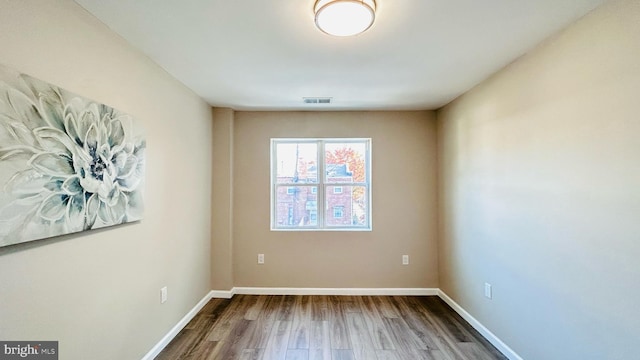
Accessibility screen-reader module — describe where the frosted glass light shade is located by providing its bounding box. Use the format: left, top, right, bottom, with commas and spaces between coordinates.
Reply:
314, 0, 376, 37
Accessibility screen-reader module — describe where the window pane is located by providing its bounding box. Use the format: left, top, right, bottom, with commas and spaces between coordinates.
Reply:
274, 186, 318, 227
325, 142, 367, 183
325, 185, 368, 227
276, 142, 318, 184
272, 138, 371, 231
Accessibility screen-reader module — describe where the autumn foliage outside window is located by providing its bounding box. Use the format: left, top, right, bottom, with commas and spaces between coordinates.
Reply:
271, 139, 371, 230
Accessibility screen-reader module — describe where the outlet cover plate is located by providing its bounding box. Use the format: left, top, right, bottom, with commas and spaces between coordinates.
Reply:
484, 283, 492, 299
161, 286, 168, 303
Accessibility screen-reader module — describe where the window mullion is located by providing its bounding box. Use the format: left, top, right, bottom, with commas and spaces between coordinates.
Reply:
317, 140, 325, 229
271, 141, 277, 228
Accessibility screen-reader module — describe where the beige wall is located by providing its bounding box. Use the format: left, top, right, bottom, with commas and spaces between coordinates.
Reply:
211, 108, 234, 291
437, 0, 640, 359
226, 111, 439, 288
0, 1, 213, 360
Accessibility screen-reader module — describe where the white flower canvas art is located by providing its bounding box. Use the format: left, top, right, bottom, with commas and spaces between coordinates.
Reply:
0, 64, 145, 247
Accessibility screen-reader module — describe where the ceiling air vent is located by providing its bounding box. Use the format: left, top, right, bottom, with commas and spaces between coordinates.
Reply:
303, 97, 332, 104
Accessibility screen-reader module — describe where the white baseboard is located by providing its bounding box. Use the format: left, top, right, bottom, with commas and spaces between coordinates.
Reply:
437, 290, 523, 360
231, 287, 438, 296
210, 289, 234, 299
140, 290, 214, 360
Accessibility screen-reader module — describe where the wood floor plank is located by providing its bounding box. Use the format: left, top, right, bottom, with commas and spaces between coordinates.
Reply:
265, 296, 285, 318
383, 317, 434, 360
345, 312, 377, 360
262, 320, 292, 360
206, 318, 235, 342
420, 297, 473, 343
157, 299, 231, 359
404, 297, 469, 360
311, 295, 328, 321
429, 349, 448, 360
422, 297, 508, 360
332, 349, 356, 360
278, 295, 296, 321
215, 319, 256, 359
309, 321, 331, 360
285, 349, 309, 360
357, 296, 396, 350
182, 340, 222, 360
155, 330, 197, 360
375, 350, 401, 360
206, 295, 250, 342
328, 296, 351, 350
161, 313, 225, 358
288, 296, 312, 349
414, 297, 507, 360
341, 296, 361, 313
390, 296, 440, 350
245, 296, 281, 350
244, 295, 268, 321
156, 295, 508, 360
373, 296, 401, 319
184, 298, 226, 330
308, 349, 329, 360
457, 342, 498, 360
240, 348, 264, 360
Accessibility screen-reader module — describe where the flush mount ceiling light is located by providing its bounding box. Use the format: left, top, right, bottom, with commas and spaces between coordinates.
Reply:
314, 0, 376, 37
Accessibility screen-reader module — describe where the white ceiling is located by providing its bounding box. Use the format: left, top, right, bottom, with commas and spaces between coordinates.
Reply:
74, 0, 606, 111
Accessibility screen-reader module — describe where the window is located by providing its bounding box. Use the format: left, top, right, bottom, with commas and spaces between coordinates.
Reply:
271, 138, 371, 230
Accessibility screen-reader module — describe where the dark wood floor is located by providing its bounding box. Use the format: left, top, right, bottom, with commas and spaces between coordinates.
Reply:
155, 295, 507, 360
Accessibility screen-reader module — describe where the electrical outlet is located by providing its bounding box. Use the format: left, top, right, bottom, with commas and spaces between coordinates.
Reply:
258, 254, 265, 264
484, 283, 492, 299
161, 286, 168, 304
402, 255, 409, 265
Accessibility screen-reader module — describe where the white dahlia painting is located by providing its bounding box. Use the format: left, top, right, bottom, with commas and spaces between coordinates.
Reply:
0, 64, 145, 247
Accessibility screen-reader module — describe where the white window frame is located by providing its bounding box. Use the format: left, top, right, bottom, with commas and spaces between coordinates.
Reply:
270, 138, 372, 231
